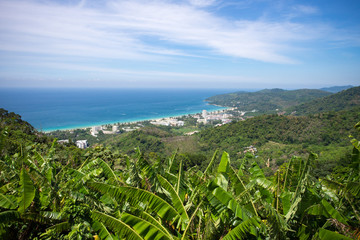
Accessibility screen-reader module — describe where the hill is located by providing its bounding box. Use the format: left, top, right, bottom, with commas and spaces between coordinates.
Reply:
198, 106, 360, 153
99, 106, 360, 176
288, 86, 360, 115
320, 85, 354, 93
206, 88, 331, 112
1, 108, 359, 239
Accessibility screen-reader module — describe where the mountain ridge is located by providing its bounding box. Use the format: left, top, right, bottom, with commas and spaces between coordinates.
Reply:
288, 86, 360, 115
206, 88, 332, 112
320, 85, 354, 93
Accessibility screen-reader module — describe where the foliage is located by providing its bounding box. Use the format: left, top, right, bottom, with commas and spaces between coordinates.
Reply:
288, 86, 360, 115
198, 107, 360, 159
320, 85, 354, 93
206, 88, 331, 112
0, 108, 359, 239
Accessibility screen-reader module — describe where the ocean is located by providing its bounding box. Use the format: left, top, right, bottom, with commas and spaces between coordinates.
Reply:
0, 88, 235, 131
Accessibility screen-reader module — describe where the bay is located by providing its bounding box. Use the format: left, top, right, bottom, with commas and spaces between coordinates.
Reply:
0, 88, 234, 131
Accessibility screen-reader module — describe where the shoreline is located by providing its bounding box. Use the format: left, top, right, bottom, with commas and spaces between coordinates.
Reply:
41, 105, 229, 133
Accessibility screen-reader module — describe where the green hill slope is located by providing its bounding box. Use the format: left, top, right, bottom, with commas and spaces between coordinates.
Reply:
288, 86, 360, 115
198, 106, 360, 153
1, 107, 359, 240
320, 85, 354, 93
206, 88, 331, 112
98, 106, 360, 176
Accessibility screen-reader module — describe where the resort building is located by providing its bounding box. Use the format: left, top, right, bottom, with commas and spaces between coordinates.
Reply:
91, 126, 102, 136
150, 118, 184, 127
122, 126, 140, 132
75, 140, 88, 149
112, 125, 119, 132
202, 110, 207, 118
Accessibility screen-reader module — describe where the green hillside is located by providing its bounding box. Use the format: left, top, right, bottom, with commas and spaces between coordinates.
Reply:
288, 86, 360, 115
0, 108, 359, 239
199, 107, 360, 150
206, 88, 331, 112
320, 85, 354, 93
98, 106, 360, 177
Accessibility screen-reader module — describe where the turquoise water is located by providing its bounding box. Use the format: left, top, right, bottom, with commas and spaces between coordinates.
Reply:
0, 88, 234, 131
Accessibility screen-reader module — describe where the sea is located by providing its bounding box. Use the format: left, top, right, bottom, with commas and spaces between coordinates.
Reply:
0, 88, 238, 132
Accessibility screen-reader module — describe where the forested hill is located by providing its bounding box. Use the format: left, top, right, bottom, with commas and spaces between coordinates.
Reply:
97, 106, 360, 177
320, 85, 354, 93
206, 88, 331, 112
1, 108, 360, 239
198, 106, 360, 155
288, 86, 360, 115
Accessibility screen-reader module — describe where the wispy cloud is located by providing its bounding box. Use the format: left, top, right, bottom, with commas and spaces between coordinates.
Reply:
1, 0, 350, 65
1, 0, 360, 88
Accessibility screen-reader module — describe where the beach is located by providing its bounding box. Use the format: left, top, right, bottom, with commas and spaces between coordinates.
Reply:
43, 106, 229, 133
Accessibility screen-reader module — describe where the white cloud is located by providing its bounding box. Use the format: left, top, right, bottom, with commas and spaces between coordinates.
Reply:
0, 0, 357, 69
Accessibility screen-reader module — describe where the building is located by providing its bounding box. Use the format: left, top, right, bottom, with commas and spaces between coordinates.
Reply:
122, 126, 139, 132
202, 110, 207, 118
91, 126, 102, 136
75, 140, 88, 149
197, 118, 207, 124
112, 125, 119, 132
150, 118, 184, 127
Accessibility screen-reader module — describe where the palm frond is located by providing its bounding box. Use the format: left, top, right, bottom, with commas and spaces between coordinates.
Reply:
157, 174, 189, 223
92, 211, 143, 240
345, 181, 360, 197
222, 217, 260, 240
181, 201, 202, 240
207, 180, 253, 220
40, 221, 71, 238
217, 152, 230, 174
320, 199, 348, 224
18, 167, 35, 213
88, 182, 180, 222
0, 210, 20, 223
97, 158, 122, 184
135, 210, 175, 240
229, 167, 258, 217
93, 221, 116, 240
0, 193, 18, 209
318, 228, 352, 240
167, 150, 177, 173
203, 150, 218, 178
121, 212, 174, 240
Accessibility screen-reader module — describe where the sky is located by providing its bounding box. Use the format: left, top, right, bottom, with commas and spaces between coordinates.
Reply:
0, 0, 359, 89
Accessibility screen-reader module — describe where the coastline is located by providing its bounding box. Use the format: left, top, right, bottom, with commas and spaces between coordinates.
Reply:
2, 88, 235, 133
41, 104, 228, 133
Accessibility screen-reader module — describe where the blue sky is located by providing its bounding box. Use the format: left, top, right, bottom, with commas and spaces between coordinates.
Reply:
0, 0, 359, 89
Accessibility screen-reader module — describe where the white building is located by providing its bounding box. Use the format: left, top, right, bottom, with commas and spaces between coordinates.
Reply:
91, 126, 102, 136
202, 110, 207, 118
112, 125, 119, 132
150, 118, 184, 127
122, 127, 139, 132
197, 118, 207, 124
75, 140, 88, 149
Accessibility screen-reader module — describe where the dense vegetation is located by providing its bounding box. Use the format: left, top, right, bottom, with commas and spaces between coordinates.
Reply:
288, 86, 360, 116
0, 107, 360, 239
1, 86, 359, 239
198, 106, 360, 153
206, 88, 331, 112
320, 85, 354, 93
95, 106, 359, 177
